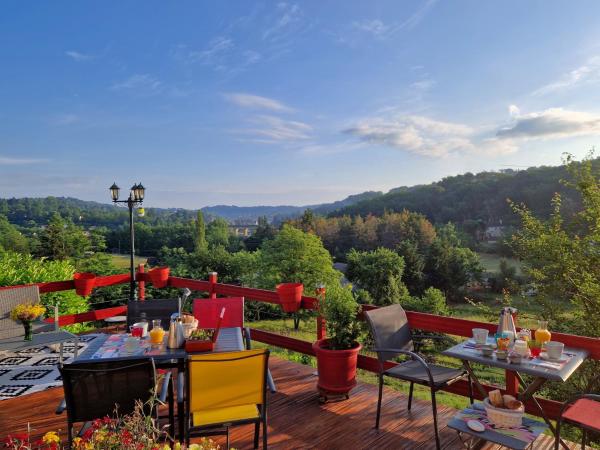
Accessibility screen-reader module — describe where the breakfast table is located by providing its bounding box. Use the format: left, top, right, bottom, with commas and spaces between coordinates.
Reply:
442, 338, 589, 449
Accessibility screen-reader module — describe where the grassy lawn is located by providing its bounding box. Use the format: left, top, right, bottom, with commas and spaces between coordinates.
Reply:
110, 253, 148, 269
476, 252, 523, 275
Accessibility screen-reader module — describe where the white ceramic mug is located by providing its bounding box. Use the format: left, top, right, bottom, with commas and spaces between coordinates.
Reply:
513, 339, 529, 357
545, 341, 564, 360
472, 328, 489, 345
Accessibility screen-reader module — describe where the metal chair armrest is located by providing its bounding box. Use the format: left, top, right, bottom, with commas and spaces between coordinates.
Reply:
371, 347, 435, 387
55, 399, 66, 415
157, 371, 172, 404
244, 326, 252, 350
177, 372, 185, 404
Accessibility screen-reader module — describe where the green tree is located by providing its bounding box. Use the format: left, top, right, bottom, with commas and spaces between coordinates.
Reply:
245, 216, 276, 251
37, 213, 90, 260
425, 223, 482, 301
396, 240, 426, 295
511, 154, 600, 336
346, 248, 409, 306
0, 215, 29, 253
194, 211, 208, 252
206, 218, 230, 249
254, 225, 341, 291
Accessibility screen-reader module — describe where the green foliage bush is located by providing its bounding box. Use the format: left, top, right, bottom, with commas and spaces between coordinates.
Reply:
320, 284, 361, 350
401, 287, 449, 316
0, 251, 88, 321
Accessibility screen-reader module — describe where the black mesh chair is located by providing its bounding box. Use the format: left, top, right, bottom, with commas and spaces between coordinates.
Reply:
364, 304, 472, 450
57, 358, 174, 445
127, 299, 179, 329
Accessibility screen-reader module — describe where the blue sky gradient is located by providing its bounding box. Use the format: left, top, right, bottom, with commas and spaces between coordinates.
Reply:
1, 1, 600, 207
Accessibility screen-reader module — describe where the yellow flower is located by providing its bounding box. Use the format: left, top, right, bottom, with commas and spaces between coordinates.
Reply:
173, 442, 182, 450
72, 437, 83, 447
162, 445, 171, 450
10, 303, 46, 321
188, 445, 200, 450
42, 431, 61, 444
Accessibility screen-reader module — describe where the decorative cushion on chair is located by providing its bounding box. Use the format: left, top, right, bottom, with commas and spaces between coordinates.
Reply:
562, 398, 600, 430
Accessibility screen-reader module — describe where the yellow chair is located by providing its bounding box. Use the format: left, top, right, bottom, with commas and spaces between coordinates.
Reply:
185, 349, 270, 449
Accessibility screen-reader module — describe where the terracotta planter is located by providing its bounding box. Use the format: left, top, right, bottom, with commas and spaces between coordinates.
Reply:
312, 339, 362, 397
149, 267, 170, 288
276, 283, 303, 313
73, 272, 96, 296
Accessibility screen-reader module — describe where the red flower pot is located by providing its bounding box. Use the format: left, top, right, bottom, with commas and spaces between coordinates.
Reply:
73, 272, 96, 296
312, 339, 362, 397
149, 267, 170, 288
276, 283, 303, 313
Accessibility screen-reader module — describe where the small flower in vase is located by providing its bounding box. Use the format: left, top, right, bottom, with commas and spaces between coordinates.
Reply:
10, 303, 46, 341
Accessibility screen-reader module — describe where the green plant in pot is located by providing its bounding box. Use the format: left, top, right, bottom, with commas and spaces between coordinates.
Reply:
312, 284, 362, 402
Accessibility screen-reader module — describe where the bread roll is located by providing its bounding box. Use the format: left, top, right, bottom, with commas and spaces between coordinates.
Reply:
506, 399, 523, 410
489, 389, 504, 408
502, 394, 516, 405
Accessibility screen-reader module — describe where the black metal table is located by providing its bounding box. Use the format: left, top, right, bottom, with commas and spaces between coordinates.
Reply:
442, 339, 589, 449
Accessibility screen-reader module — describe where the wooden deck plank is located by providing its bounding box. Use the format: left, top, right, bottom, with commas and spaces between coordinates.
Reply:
0, 357, 578, 449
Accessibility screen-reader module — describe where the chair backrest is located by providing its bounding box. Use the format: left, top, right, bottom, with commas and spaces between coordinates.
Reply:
0, 285, 41, 339
59, 359, 156, 424
193, 297, 244, 328
364, 304, 414, 363
127, 299, 179, 329
187, 349, 268, 414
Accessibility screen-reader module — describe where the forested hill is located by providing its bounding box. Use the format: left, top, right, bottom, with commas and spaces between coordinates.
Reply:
331, 161, 596, 226
0, 190, 383, 227
200, 191, 383, 222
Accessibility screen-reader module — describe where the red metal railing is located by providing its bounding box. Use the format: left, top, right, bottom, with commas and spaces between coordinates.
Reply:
4, 268, 600, 420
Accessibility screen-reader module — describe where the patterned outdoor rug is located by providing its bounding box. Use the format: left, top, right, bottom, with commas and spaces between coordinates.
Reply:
0, 334, 101, 400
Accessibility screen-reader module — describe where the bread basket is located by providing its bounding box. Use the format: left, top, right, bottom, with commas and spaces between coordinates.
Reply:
483, 398, 524, 428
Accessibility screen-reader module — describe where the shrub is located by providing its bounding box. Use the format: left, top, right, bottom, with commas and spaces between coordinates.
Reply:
320, 284, 361, 350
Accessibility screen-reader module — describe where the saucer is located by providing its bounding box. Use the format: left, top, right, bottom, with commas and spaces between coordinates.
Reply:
539, 352, 568, 362
467, 420, 485, 432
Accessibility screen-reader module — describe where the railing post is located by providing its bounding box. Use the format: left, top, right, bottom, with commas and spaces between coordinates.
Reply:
208, 272, 217, 299
138, 264, 145, 300
316, 285, 326, 341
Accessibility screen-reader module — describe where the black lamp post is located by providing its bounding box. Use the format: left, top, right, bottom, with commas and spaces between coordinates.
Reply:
110, 182, 145, 301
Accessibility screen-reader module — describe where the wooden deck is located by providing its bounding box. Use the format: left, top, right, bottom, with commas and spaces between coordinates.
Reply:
0, 357, 577, 449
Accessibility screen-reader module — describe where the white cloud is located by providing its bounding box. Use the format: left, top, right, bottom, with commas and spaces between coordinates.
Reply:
345, 115, 474, 157
243, 115, 312, 141
410, 78, 436, 92
110, 74, 161, 92
509, 104, 520, 118
263, 3, 302, 41
396, 0, 437, 32
65, 50, 93, 62
188, 36, 234, 67
532, 56, 600, 96
352, 19, 390, 38
224, 93, 293, 112
0, 155, 48, 165
496, 107, 600, 139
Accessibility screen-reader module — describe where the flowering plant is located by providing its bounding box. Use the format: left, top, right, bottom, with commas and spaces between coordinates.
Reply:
10, 304, 46, 322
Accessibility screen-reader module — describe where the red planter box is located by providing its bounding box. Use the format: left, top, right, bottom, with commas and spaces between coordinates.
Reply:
185, 339, 214, 352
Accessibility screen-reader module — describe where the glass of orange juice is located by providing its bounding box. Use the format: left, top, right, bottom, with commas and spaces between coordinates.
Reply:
534, 320, 551, 345
149, 320, 165, 345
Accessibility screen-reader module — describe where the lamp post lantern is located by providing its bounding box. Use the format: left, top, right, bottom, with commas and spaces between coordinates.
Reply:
110, 182, 145, 301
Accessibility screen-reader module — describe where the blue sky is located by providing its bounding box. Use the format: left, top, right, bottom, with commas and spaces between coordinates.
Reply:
1, 1, 600, 208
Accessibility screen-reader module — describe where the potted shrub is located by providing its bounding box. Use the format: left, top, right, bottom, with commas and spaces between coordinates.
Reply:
73, 272, 96, 296
312, 284, 362, 401
276, 282, 303, 313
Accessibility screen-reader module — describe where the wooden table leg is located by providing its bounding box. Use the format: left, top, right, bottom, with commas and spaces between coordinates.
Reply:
461, 360, 488, 399
513, 373, 570, 450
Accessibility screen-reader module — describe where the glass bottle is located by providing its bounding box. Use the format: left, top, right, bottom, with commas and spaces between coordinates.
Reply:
149, 319, 164, 344
138, 312, 149, 337
534, 320, 551, 345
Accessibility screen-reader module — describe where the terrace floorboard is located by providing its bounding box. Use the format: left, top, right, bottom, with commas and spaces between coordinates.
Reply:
0, 356, 578, 449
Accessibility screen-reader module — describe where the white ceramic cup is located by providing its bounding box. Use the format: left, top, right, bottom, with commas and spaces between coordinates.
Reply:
545, 341, 564, 360
513, 339, 529, 357
472, 328, 489, 345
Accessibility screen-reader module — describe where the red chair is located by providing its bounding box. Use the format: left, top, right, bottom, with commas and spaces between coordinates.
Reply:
193, 297, 276, 393
555, 393, 600, 449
